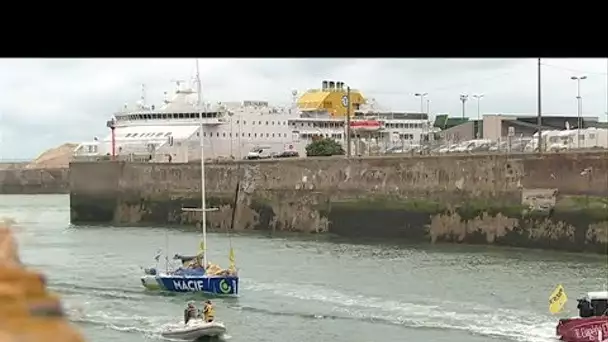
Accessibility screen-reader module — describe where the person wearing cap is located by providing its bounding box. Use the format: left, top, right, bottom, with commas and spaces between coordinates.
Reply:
201, 300, 215, 322
184, 301, 198, 324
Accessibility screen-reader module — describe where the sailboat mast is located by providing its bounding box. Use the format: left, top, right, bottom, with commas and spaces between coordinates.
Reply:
195, 59, 208, 266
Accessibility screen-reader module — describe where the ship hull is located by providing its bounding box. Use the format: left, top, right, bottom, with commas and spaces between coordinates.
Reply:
556, 317, 608, 342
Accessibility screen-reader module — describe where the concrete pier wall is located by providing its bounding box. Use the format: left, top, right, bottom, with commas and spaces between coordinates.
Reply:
0, 168, 69, 194
69, 152, 608, 253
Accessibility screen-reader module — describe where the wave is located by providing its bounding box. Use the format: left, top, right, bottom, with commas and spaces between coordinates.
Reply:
67, 307, 231, 342
54, 275, 556, 342
49, 282, 145, 301
67, 307, 165, 339
242, 280, 556, 342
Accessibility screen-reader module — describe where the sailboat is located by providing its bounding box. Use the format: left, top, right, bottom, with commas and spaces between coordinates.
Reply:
140, 59, 239, 296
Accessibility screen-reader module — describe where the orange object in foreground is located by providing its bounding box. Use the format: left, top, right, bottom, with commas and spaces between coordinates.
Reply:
0, 222, 85, 342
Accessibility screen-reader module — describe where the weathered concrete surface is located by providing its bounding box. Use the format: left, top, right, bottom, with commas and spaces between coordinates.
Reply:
0, 168, 69, 194
69, 152, 608, 253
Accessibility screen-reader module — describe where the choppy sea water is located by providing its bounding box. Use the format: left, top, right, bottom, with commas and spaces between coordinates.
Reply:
2, 194, 606, 342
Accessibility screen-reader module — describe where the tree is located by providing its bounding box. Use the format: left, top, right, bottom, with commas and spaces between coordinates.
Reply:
305, 138, 345, 157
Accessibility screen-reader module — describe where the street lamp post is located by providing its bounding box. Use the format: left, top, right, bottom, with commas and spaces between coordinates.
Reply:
106, 117, 117, 161
414, 93, 428, 113
570, 75, 587, 149
414, 92, 428, 146
472, 94, 484, 139
459, 94, 469, 119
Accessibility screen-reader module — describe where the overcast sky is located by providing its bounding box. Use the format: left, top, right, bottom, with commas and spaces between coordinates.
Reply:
0, 58, 606, 160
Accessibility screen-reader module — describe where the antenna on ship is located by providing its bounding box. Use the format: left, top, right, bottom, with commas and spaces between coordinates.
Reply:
140, 84, 147, 109
291, 90, 298, 113
171, 79, 185, 93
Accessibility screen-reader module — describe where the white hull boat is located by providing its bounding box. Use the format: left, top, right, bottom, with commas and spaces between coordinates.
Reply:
161, 320, 226, 340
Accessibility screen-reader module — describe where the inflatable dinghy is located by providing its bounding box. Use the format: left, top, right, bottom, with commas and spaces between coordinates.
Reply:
161, 320, 227, 340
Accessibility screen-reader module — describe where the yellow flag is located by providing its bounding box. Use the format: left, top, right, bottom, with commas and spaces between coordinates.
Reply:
549, 284, 568, 314
229, 247, 235, 268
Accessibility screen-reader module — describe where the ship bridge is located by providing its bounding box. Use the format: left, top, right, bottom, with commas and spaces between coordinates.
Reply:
297, 80, 366, 117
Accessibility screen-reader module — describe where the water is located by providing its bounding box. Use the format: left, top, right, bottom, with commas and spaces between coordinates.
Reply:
1, 194, 606, 342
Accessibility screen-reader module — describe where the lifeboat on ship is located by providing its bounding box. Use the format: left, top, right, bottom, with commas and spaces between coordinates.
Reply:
554, 290, 608, 342
349, 119, 382, 131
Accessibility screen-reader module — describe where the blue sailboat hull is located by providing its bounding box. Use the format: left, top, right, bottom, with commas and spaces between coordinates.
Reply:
142, 273, 239, 295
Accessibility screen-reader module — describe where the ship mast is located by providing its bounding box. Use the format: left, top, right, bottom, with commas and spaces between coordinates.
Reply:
196, 59, 208, 266
181, 60, 216, 265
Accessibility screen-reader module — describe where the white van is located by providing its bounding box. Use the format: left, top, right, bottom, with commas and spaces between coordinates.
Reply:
246, 146, 273, 160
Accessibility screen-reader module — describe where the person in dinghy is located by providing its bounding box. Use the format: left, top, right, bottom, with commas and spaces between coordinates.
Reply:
201, 300, 215, 323
184, 301, 199, 324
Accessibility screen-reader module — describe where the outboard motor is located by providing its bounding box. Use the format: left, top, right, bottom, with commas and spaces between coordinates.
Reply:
144, 267, 157, 276
577, 298, 593, 317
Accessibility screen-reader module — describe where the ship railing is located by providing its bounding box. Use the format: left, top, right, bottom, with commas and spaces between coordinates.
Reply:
306, 88, 361, 93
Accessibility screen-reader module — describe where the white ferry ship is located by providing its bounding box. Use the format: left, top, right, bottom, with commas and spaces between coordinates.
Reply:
73, 79, 434, 162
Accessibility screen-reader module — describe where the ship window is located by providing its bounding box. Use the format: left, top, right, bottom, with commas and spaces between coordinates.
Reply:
254, 133, 257, 137
132, 133, 139, 137
236, 120, 239, 124
126, 133, 132, 137
243, 120, 247, 124
258, 121, 262, 125
272, 133, 275, 137
203, 132, 206, 137
252, 121, 255, 125
284, 121, 287, 125
266, 133, 269, 137
229, 133, 232, 137
156, 133, 163, 137
248, 133, 251, 137
271, 121, 274, 125
164, 132, 172, 137
284, 133, 287, 137
217, 133, 220, 137
223, 133, 226, 137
